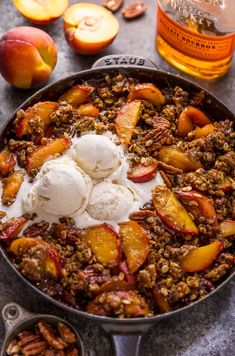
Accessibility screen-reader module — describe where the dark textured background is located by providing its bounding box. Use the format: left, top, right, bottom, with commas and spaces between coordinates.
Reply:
0, 1, 234, 355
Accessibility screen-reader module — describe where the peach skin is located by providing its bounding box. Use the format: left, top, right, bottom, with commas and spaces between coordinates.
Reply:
13, 0, 69, 24
0, 27, 57, 89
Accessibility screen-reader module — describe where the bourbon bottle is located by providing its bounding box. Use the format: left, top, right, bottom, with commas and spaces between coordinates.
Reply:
156, 0, 235, 79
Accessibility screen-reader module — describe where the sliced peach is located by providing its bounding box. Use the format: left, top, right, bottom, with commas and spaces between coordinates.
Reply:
180, 241, 223, 272
128, 162, 157, 183
99, 278, 135, 293
176, 189, 217, 225
119, 221, 150, 273
58, 85, 92, 108
87, 290, 150, 317
9, 237, 61, 278
2, 171, 24, 206
13, 0, 69, 24
219, 176, 235, 192
128, 83, 165, 107
64, 3, 119, 55
194, 124, 214, 139
0, 216, 28, 240
158, 146, 202, 172
0, 150, 16, 176
153, 286, 170, 313
16, 101, 59, 137
178, 106, 212, 137
177, 113, 194, 137
115, 100, 142, 145
218, 220, 235, 238
77, 103, 99, 117
26, 137, 71, 175
153, 185, 198, 235
119, 260, 136, 284
82, 224, 120, 267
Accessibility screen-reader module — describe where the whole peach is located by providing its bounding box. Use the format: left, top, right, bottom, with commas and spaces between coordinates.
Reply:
0, 26, 57, 89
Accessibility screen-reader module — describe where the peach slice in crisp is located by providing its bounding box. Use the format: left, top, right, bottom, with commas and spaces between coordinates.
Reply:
99, 278, 135, 293
87, 290, 150, 317
119, 221, 150, 273
26, 137, 71, 175
218, 220, 235, 238
194, 124, 214, 139
128, 162, 158, 183
82, 224, 120, 267
0, 216, 28, 240
58, 85, 92, 108
153, 286, 170, 313
13, 0, 69, 24
177, 106, 212, 137
115, 100, 142, 145
9, 237, 62, 278
2, 171, 24, 206
16, 101, 59, 137
119, 260, 136, 284
64, 3, 119, 55
77, 103, 99, 117
180, 241, 223, 272
0, 150, 16, 176
158, 146, 202, 172
128, 83, 165, 107
176, 189, 217, 225
153, 185, 198, 235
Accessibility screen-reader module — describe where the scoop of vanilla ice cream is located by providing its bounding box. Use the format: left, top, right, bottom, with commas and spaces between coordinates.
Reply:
23, 157, 93, 216
73, 134, 121, 178
87, 182, 135, 221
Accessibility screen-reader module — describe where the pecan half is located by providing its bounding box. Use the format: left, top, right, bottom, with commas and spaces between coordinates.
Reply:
122, 1, 147, 19
18, 334, 42, 348
103, 0, 123, 12
24, 221, 50, 237
156, 160, 183, 174
66, 347, 79, 356
143, 127, 169, 153
57, 322, 77, 344
130, 210, 156, 228
159, 169, 173, 188
37, 321, 67, 350
21, 340, 48, 355
144, 116, 171, 129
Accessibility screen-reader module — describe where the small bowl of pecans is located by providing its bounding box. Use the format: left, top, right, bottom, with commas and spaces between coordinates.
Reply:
1, 303, 84, 356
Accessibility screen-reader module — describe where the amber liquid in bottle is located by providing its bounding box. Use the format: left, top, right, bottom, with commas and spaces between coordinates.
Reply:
156, 0, 235, 79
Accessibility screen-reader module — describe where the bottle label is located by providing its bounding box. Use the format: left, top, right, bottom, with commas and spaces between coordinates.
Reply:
157, 2, 235, 61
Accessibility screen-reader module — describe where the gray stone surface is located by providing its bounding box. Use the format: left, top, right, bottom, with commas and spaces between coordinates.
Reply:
0, 0, 234, 355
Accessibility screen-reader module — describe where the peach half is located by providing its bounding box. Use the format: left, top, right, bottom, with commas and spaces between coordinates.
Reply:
0, 27, 57, 89
64, 3, 119, 55
13, 0, 69, 24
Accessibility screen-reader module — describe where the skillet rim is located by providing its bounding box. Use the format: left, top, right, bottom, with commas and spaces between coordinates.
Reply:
0, 65, 234, 324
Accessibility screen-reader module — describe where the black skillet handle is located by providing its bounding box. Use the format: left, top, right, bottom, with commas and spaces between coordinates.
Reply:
101, 323, 152, 356
92, 54, 158, 69
110, 333, 142, 356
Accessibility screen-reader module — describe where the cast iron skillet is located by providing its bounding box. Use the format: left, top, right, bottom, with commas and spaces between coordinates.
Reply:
0, 55, 234, 356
